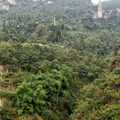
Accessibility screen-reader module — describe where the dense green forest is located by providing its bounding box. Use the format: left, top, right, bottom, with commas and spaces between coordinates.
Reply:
0, 0, 120, 120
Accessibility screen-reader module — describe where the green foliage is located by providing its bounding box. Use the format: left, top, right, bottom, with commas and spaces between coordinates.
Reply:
43, 110, 60, 120
105, 108, 117, 120
0, 99, 17, 120
15, 61, 75, 118
48, 25, 64, 43
0, 90, 15, 100
0, 0, 120, 119
102, 0, 120, 11
16, 81, 47, 114
0, 107, 15, 119
70, 62, 120, 119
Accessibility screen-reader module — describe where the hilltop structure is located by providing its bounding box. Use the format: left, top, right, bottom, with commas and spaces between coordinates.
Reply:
93, 0, 120, 19
93, 0, 103, 18
97, 0, 103, 18
7, 0, 16, 4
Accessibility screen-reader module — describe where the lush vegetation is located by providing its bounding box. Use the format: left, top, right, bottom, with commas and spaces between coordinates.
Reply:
0, 0, 120, 120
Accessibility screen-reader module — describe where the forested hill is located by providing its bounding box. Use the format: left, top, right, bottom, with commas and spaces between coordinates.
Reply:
0, 0, 120, 120
102, 0, 120, 11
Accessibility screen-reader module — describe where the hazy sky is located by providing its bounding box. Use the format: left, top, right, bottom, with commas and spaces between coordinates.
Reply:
91, 0, 109, 4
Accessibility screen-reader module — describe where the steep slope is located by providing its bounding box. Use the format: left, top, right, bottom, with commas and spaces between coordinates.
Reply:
0, 0, 120, 120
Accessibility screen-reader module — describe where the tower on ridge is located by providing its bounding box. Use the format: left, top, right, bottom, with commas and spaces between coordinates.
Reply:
97, 0, 103, 18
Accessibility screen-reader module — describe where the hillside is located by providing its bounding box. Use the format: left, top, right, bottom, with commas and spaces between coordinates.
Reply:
0, 0, 120, 120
